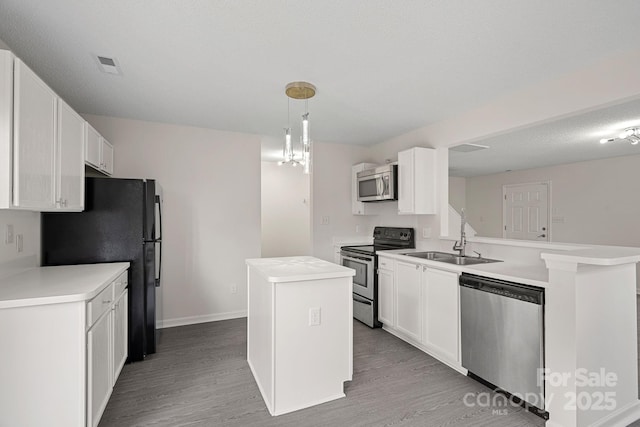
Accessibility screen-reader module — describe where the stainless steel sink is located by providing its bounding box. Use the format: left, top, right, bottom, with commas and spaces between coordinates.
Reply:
402, 251, 453, 260
403, 251, 502, 266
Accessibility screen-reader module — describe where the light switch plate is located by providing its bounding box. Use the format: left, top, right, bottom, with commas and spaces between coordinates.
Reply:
5, 224, 14, 244
16, 234, 23, 253
309, 307, 321, 326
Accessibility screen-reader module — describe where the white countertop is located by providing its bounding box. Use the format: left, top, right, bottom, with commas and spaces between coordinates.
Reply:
379, 249, 549, 288
0, 262, 130, 309
246, 256, 355, 283
541, 246, 640, 266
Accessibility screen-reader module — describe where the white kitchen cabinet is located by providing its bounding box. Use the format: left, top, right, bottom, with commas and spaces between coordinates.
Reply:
85, 124, 101, 170
13, 58, 57, 209
102, 138, 114, 175
85, 124, 114, 176
395, 260, 422, 341
397, 147, 436, 215
422, 267, 460, 364
351, 162, 376, 215
112, 288, 128, 382
377, 256, 395, 326
0, 51, 85, 211
57, 99, 85, 210
87, 305, 112, 427
0, 264, 129, 427
380, 256, 462, 371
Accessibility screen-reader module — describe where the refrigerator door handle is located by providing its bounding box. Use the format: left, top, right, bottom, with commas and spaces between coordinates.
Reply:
155, 194, 162, 241
154, 194, 162, 287
155, 240, 162, 287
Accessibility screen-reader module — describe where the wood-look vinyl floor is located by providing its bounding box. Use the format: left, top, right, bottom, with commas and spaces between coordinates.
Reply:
100, 317, 548, 427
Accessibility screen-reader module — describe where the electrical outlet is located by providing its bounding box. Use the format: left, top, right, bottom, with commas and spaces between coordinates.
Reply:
16, 234, 23, 253
422, 227, 431, 238
309, 307, 321, 326
321, 216, 330, 225
355, 225, 361, 233
230, 283, 238, 294
5, 224, 14, 244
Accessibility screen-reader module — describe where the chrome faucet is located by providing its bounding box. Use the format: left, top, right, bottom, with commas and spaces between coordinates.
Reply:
453, 208, 466, 257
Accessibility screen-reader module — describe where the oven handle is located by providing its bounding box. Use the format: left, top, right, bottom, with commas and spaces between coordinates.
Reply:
341, 253, 374, 263
353, 294, 373, 305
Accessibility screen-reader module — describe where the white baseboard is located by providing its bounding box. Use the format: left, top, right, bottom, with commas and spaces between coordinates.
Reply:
157, 310, 247, 329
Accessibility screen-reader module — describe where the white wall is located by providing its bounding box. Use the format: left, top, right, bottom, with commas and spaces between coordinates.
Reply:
311, 142, 376, 261
261, 161, 310, 257
368, 48, 640, 241
464, 154, 640, 246
448, 176, 466, 214
0, 210, 40, 278
84, 114, 261, 327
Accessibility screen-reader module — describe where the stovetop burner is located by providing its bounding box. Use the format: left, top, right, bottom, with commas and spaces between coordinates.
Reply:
341, 227, 415, 255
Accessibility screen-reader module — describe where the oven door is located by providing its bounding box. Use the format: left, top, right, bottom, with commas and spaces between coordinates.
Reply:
341, 252, 374, 300
358, 171, 392, 202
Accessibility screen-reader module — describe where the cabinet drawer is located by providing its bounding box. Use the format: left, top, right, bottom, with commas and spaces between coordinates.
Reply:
378, 257, 394, 271
87, 284, 114, 328
114, 271, 128, 297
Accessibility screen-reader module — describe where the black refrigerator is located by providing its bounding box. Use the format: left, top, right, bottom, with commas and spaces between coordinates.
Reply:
41, 177, 162, 362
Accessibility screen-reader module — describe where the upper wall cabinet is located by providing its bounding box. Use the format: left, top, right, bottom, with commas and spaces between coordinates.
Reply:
398, 147, 436, 215
57, 99, 85, 210
86, 125, 113, 176
0, 51, 85, 211
352, 162, 377, 215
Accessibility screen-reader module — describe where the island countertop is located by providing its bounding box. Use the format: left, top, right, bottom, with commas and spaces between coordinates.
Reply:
0, 262, 130, 309
246, 256, 355, 283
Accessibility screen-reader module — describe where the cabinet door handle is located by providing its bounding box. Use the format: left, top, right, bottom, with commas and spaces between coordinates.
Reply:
102, 299, 112, 304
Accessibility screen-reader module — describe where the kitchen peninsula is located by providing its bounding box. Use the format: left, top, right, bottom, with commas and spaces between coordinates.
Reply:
246, 256, 354, 416
378, 240, 640, 427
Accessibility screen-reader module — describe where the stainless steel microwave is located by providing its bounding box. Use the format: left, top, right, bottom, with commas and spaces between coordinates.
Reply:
357, 164, 397, 202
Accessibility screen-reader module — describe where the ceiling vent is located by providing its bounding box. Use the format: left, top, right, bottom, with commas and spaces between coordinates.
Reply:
95, 55, 122, 75
449, 143, 489, 153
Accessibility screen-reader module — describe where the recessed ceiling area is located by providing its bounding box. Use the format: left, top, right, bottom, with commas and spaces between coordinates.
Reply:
449, 97, 640, 177
1, 1, 639, 152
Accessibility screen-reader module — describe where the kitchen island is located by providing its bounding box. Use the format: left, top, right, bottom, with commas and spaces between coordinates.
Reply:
246, 256, 355, 416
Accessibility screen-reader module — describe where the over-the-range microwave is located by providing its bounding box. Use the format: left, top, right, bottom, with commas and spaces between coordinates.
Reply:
357, 164, 398, 202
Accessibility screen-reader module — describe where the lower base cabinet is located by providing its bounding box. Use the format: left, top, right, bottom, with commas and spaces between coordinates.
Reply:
0, 268, 128, 427
422, 268, 460, 363
377, 256, 461, 370
88, 308, 112, 427
87, 274, 128, 427
113, 289, 128, 381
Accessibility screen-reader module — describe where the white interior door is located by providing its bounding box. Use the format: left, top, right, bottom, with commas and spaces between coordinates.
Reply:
503, 182, 549, 241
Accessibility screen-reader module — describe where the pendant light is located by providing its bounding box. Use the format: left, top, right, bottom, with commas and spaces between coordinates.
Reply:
278, 81, 316, 174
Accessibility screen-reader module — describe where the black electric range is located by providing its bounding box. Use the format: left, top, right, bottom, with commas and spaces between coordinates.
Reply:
340, 227, 414, 327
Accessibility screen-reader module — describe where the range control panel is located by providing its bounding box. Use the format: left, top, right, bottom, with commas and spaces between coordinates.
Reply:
373, 227, 415, 248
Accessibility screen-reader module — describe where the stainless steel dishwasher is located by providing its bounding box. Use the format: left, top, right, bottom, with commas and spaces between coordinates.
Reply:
460, 273, 545, 413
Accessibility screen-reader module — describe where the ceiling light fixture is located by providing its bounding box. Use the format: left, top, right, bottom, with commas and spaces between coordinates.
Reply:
278, 81, 316, 174
599, 127, 640, 145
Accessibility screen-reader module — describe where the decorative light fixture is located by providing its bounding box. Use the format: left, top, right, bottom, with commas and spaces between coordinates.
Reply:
600, 127, 640, 145
278, 81, 316, 174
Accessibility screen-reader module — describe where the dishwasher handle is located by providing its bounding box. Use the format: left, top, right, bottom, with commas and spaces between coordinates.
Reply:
460, 273, 544, 305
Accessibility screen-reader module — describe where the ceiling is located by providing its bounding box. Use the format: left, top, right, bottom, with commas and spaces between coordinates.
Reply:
1, 1, 640, 161
449, 97, 640, 177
